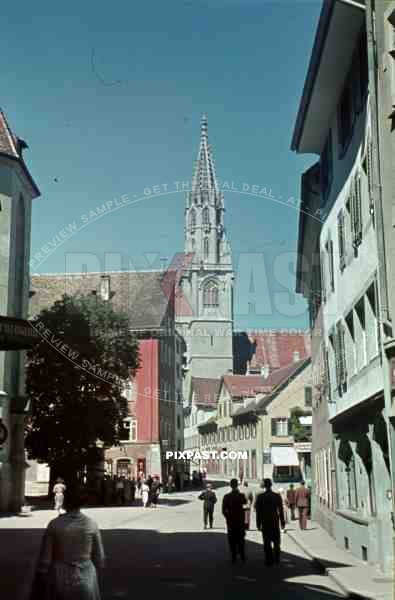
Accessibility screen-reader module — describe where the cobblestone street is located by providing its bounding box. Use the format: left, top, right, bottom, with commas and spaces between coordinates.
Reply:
0, 485, 346, 600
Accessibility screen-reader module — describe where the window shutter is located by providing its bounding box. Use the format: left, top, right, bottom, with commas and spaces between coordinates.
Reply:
353, 173, 362, 246
329, 239, 335, 291
338, 323, 347, 385
334, 331, 341, 389
367, 138, 374, 217
324, 345, 330, 400
338, 210, 346, 271
271, 419, 276, 436
320, 248, 327, 303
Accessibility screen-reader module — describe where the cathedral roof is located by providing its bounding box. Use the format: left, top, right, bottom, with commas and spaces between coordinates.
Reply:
30, 271, 173, 331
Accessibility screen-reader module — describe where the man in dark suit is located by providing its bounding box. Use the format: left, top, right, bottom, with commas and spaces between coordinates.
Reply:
255, 478, 285, 566
222, 478, 248, 564
198, 483, 217, 529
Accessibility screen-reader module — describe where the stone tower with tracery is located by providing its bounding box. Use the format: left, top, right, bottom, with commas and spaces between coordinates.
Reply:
177, 114, 234, 385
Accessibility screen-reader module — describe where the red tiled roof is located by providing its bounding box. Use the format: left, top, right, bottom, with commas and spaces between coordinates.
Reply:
247, 331, 311, 371
222, 375, 272, 398
191, 377, 221, 406
223, 358, 309, 399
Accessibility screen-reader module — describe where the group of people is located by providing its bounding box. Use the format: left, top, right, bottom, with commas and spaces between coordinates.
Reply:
199, 478, 310, 565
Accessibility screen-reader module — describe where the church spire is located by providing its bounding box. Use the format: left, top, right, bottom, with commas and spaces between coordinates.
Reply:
184, 114, 231, 266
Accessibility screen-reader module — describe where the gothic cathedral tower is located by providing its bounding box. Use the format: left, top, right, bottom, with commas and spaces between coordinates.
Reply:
177, 114, 234, 383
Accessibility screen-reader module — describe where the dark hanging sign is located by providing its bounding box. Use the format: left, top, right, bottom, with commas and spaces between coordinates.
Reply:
0, 316, 41, 350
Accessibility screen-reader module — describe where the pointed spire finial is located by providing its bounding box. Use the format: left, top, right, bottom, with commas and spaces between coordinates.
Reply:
200, 112, 208, 142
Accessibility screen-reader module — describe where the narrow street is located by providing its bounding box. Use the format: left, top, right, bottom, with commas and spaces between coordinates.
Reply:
0, 484, 346, 600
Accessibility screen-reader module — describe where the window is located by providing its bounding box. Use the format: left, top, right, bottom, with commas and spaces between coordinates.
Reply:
204, 237, 209, 260
121, 418, 137, 442
346, 455, 358, 510
355, 297, 367, 370
189, 209, 196, 229
271, 418, 288, 437
345, 311, 356, 377
338, 210, 346, 271
100, 275, 110, 301
203, 206, 209, 225
366, 282, 379, 360
325, 239, 334, 293
203, 281, 219, 307
338, 82, 353, 153
320, 132, 333, 201
304, 386, 312, 407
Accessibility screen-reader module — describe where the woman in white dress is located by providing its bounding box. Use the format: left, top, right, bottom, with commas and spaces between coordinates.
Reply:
53, 478, 66, 514
141, 481, 149, 508
31, 485, 105, 600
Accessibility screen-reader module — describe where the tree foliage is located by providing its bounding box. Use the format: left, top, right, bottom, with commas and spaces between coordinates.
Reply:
289, 406, 312, 443
25, 294, 140, 481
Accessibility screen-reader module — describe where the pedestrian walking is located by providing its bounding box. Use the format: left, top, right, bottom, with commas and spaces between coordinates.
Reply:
286, 484, 296, 520
130, 477, 136, 503
255, 478, 285, 566
30, 484, 105, 600
198, 483, 217, 529
141, 481, 150, 508
295, 481, 310, 530
53, 478, 66, 514
277, 487, 288, 529
242, 482, 253, 530
124, 477, 131, 504
115, 477, 125, 505
222, 478, 248, 564
150, 476, 162, 507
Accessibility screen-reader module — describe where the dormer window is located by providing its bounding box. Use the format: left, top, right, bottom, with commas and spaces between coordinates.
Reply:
100, 275, 110, 301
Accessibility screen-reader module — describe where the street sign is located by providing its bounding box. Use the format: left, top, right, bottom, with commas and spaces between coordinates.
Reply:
0, 421, 8, 445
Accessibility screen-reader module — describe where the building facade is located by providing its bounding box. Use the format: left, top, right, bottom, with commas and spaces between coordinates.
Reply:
28, 271, 185, 486
292, 0, 393, 573
0, 111, 40, 512
198, 360, 312, 483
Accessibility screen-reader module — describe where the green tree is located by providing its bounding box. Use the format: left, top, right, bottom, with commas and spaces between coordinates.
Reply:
289, 406, 312, 443
25, 294, 140, 486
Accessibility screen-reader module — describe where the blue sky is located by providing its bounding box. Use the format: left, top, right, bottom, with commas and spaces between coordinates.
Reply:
3, 0, 321, 330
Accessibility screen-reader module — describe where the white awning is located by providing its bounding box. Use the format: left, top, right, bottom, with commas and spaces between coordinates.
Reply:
271, 446, 299, 467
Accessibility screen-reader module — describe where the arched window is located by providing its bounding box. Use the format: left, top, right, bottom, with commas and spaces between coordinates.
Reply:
189, 209, 196, 229
204, 237, 209, 260
203, 281, 219, 307
203, 207, 209, 225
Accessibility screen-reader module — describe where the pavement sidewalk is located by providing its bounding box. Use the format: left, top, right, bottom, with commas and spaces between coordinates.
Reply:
286, 521, 393, 600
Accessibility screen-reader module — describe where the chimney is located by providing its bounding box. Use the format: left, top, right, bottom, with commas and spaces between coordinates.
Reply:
293, 350, 300, 363
261, 364, 270, 379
